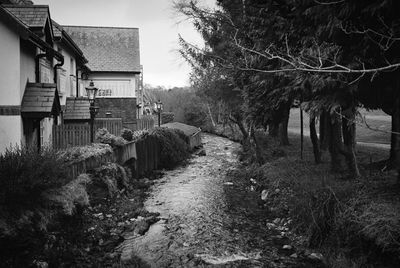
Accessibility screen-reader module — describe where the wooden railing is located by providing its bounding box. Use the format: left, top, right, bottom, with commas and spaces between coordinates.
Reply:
135, 116, 155, 131
53, 119, 123, 149
95, 118, 123, 136
53, 124, 91, 149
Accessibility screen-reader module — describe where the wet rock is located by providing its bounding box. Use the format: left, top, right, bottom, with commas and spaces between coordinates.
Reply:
224, 182, 234, 185
145, 215, 159, 224
196, 149, 206, 156
261, 190, 269, 201
134, 219, 150, 235
308, 252, 323, 261
33, 260, 48, 268
282, 245, 292, 250
105, 252, 119, 259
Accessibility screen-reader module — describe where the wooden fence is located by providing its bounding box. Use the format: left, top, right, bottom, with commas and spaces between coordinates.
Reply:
53, 118, 123, 149
53, 124, 91, 149
135, 116, 155, 131
95, 118, 123, 136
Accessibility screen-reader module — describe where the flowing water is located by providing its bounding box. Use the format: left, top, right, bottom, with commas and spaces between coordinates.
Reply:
119, 134, 305, 267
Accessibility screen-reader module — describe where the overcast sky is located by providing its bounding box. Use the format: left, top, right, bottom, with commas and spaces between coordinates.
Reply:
34, 0, 215, 88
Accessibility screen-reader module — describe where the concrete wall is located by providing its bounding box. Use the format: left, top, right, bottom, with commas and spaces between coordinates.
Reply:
0, 116, 22, 152
87, 72, 138, 98
0, 22, 20, 105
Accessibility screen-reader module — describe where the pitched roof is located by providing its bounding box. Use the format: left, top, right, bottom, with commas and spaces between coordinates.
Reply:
51, 20, 88, 64
21, 83, 60, 117
63, 98, 90, 120
51, 19, 62, 39
0, 5, 63, 61
3, 5, 49, 29
63, 26, 140, 73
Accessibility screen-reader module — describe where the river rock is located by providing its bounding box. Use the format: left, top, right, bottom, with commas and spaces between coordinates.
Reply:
33, 261, 48, 268
261, 190, 269, 201
308, 252, 323, 261
134, 219, 150, 235
196, 149, 206, 156
282, 245, 292, 250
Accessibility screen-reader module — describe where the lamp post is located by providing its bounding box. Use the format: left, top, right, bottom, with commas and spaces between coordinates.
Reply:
155, 100, 163, 127
85, 80, 99, 143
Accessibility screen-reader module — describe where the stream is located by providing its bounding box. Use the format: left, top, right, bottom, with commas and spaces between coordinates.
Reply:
118, 134, 308, 267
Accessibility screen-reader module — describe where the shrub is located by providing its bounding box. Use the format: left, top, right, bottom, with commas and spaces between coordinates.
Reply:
150, 128, 190, 169
57, 143, 112, 163
0, 145, 69, 208
161, 112, 174, 124
121, 128, 150, 143
121, 128, 134, 141
95, 128, 126, 148
131, 130, 150, 143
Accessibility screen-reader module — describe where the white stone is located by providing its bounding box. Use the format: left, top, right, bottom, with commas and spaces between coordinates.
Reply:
261, 190, 269, 201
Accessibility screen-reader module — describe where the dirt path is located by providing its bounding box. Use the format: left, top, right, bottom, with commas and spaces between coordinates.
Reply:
117, 134, 311, 267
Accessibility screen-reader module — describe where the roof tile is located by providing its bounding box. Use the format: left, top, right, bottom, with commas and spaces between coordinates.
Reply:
21, 83, 57, 113
4, 5, 49, 28
63, 26, 140, 72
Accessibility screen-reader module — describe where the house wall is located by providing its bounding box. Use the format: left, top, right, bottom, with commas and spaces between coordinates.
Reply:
0, 22, 20, 105
54, 43, 78, 106
0, 116, 22, 152
87, 72, 138, 98
20, 39, 36, 101
0, 22, 23, 153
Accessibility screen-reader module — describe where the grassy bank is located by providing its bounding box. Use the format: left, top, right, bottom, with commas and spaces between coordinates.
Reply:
0, 127, 193, 267
236, 131, 399, 267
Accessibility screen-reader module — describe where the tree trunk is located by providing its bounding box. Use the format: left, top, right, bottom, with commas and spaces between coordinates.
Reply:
250, 125, 264, 164
341, 108, 361, 179
310, 115, 322, 164
268, 123, 279, 137
328, 112, 343, 172
320, 110, 330, 151
390, 97, 400, 182
279, 105, 290, 146
207, 103, 216, 127
236, 119, 249, 141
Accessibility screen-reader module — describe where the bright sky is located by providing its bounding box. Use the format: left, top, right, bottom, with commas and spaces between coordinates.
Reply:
34, 0, 215, 88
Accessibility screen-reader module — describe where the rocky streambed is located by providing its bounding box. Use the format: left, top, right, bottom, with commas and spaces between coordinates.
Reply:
116, 134, 324, 267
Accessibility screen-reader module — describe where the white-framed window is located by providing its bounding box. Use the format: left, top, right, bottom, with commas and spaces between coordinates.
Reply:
39, 58, 51, 83
87, 79, 135, 97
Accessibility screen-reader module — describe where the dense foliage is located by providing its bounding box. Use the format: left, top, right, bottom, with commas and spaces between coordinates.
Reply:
161, 112, 175, 124
95, 128, 126, 148
150, 128, 190, 169
176, 0, 400, 178
0, 146, 69, 208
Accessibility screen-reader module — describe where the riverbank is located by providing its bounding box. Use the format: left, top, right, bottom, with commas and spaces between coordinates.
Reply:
235, 131, 399, 267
